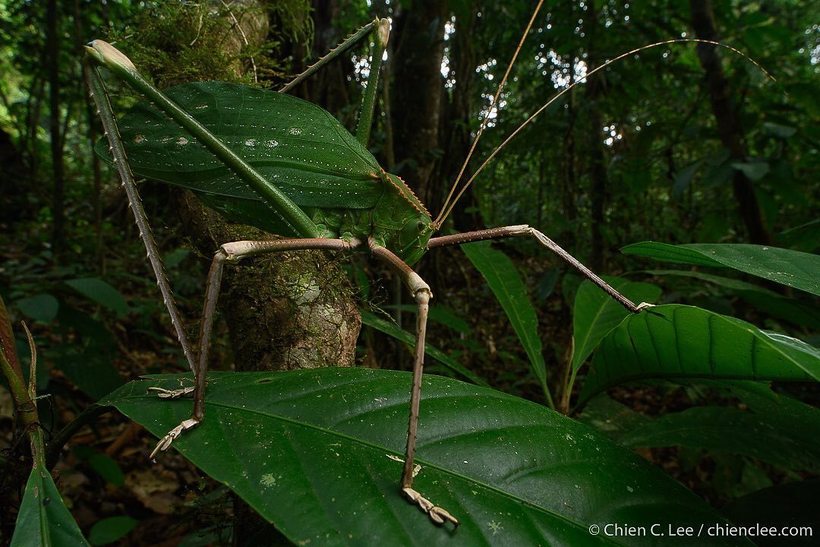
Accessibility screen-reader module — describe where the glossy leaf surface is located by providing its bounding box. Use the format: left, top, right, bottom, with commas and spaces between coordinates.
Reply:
99, 82, 384, 232
102, 368, 741, 546
580, 305, 820, 404
571, 277, 662, 372
622, 242, 820, 296
11, 461, 89, 546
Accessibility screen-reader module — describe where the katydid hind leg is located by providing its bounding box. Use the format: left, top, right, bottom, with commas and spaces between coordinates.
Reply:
369, 241, 459, 527
85, 65, 198, 373
150, 249, 226, 459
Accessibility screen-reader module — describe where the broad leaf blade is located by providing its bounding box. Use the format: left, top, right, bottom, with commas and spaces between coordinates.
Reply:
11, 461, 89, 547
101, 369, 742, 546
643, 270, 820, 328
580, 305, 820, 404
623, 242, 820, 296
571, 278, 661, 372
460, 242, 547, 395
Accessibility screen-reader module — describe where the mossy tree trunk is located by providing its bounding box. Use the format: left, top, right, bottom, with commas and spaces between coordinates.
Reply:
131, 1, 360, 374
128, 2, 361, 543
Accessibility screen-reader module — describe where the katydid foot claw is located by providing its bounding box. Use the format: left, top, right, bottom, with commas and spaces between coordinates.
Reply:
402, 487, 459, 527
635, 302, 654, 312
149, 417, 200, 460
148, 386, 196, 399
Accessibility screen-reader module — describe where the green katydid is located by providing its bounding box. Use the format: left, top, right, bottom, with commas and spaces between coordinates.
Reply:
85, 7, 769, 527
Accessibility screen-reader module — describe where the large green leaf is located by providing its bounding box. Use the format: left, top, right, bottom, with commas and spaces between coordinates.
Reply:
360, 310, 486, 386
101, 369, 743, 546
460, 242, 548, 401
11, 461, 89, 546
622, 242, 820, 296
571, 278, 662, 372
579, 305, 820, 404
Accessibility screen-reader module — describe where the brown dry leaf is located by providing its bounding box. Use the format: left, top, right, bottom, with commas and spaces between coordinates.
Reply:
126, 468, 181, 514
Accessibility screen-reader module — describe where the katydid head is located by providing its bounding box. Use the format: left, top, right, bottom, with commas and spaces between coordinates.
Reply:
375, 172, 434, 265
391, 211, 435, 266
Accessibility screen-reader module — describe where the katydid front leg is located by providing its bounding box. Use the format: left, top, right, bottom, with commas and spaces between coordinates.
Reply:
369, 239, 459, 527
428, 225, 655, 313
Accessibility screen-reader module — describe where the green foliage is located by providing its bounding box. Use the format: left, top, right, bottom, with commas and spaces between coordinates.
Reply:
461, 241, 550, 405
570, 278, 662, 372
579, 304, 819, 404
101, 369, 738, 546
11, 460, 90, 547
98, 81, 384, 235
622, 243, 820, 296
2, 0, 818, 543
360, 310, 486, 385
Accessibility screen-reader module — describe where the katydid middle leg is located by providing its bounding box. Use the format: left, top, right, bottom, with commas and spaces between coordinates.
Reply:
427, 225, 654, 312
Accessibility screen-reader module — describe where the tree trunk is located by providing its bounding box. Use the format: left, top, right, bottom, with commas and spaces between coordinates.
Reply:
689, 0, 771, 244
584, 1, 609, 271
443, 6, 482, 233
391, 0, 448, 213
46, 0, 65, 254
158, 2, 360, 374
133, 4, 360, 543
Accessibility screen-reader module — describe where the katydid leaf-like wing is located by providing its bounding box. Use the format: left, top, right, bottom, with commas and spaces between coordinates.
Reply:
97, 82, 384, 233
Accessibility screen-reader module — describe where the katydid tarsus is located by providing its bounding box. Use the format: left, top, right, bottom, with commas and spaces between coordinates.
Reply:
85, 6, 770, 527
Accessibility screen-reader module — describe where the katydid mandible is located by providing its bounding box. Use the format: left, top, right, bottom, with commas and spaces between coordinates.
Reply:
83, 10, 767, 526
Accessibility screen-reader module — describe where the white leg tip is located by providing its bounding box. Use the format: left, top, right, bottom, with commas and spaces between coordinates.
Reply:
149, 418, 200, 460
402, 487, 459, 527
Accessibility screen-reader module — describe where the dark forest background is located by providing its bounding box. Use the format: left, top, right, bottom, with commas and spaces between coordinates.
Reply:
1, 0, 818, 544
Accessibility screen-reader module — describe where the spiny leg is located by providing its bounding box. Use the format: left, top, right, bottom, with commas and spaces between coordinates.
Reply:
369, 239, 459, 527
279, 18, 386, 94
85, 65, 197, 372
149, 237, 359, 459
428, 225, 654, 313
